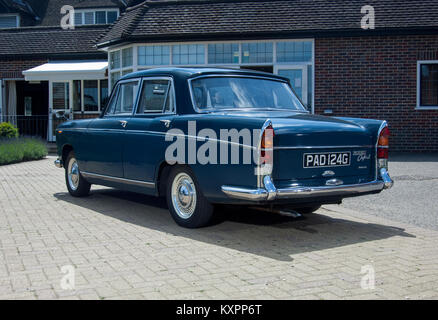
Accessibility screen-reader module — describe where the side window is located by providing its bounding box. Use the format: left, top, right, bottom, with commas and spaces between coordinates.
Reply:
114, 81, 139, 114
137, 79, 175, 113
105, 84, 119, 115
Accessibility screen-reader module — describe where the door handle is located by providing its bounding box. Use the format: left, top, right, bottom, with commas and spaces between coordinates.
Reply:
119, 120, 128, 128
160, 119, 171, 128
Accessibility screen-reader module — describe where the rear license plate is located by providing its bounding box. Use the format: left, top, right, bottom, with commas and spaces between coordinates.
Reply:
303, 152, 351, 168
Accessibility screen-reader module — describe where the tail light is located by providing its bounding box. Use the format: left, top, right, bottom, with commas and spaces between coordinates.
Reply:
258, 123, 275, 176
377, 126, 389, 170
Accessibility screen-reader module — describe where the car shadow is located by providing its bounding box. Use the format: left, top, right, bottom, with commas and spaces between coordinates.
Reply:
54, 188, 414, 262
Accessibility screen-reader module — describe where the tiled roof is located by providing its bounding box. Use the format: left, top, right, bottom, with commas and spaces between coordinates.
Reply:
0, 25, 108, 57
98, 0, 438, 46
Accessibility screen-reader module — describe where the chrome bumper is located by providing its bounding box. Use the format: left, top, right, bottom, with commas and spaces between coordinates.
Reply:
221, 169, 393, 202
54, 159, 63, 168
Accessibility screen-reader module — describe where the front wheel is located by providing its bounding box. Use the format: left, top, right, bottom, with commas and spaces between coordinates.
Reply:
166, 166, 214, 228
65, 151, 91, 197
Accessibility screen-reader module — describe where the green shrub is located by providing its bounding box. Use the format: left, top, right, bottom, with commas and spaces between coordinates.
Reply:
0, 138, 47, 166
0, 122, 19, 138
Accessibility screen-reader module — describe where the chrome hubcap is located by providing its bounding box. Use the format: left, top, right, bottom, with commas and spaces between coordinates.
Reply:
171, 173, 197, 219
68, 158, 79, 191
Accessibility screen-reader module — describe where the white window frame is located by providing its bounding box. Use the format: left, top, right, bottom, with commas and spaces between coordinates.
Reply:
74, 8, 119, 26
0, 14, 20, 29
417, 60, 438, 110
72, 79, 109, 114
107, 39, 315, 113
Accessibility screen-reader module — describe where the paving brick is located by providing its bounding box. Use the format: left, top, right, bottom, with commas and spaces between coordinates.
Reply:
1, 158, 438, 299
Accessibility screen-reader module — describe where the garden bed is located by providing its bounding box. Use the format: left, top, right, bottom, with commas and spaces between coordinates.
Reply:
0, 137, 48, 166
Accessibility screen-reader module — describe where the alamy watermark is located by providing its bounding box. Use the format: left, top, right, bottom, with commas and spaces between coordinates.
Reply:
61, 5, 75, 30
60, 265, 75, 290
164, 121, 273, 175
361, 5, 375, 30
360, 264, 375, 290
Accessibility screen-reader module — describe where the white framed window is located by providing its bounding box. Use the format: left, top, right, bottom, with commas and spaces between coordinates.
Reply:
107, 40, 315, 111
72, 79, 109, 113
417, 61, 438, 110
0, 14, 19, 29
74, 9, 119, 26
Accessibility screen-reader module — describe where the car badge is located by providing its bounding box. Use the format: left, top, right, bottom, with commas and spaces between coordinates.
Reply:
322, 170, 335, 177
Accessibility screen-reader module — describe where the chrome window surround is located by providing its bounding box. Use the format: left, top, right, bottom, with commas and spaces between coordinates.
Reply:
187, 74, 308, 114
104, 78, 141, 117
134, 76, 177, 115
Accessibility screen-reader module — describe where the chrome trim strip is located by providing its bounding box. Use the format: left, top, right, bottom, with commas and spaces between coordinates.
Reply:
274, 145, 373, 150
375, 120, 388, 180
256, 119, 273, 188
221, 176, 386, 201
81, 171, 155, 188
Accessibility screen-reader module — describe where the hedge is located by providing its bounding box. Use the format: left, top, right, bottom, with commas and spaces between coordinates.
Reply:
0, 138, 48, 166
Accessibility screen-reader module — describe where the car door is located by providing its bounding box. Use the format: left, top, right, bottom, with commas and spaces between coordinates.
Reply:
84, 79, 140, 178
123, 77, 176, 183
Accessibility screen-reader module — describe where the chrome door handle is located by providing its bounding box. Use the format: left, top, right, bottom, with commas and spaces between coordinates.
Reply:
160, 119, 171, 128
120, 120, 128, 128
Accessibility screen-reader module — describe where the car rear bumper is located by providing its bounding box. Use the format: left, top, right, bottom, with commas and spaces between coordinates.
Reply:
221, 168, 393, 202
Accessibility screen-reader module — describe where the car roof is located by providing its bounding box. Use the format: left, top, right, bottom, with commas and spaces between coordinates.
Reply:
119, 67, 290, 82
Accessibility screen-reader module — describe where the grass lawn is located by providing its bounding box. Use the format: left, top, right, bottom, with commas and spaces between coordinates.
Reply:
0, 138, 48, 166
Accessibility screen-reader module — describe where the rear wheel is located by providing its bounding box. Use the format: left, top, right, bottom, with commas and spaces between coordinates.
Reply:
166, 166, 214, 228
65, 151, 91, 197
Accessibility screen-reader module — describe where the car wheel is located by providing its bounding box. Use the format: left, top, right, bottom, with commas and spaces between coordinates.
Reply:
295, 205, 321, 214
166, 166, 214, 228
65, 151, 91, 197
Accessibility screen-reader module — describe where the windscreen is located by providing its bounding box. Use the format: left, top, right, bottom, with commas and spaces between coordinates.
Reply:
191, 76, 306, 111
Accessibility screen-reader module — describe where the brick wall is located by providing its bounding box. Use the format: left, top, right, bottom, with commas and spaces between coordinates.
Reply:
0, 59, 47, 79
315, 34, 438, 152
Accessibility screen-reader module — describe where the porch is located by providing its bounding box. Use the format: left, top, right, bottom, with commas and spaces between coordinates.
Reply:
0, 60, 108, 142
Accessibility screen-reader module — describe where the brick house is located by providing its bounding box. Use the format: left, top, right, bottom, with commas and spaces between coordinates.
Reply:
96, 0, 438, 152
0, 0, 141, 140
1, 0, 438, 152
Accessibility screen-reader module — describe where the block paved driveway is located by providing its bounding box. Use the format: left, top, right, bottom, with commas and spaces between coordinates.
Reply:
0, 157, 437, 300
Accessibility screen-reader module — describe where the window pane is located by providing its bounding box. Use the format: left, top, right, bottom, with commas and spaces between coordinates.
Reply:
241, 42, 273, 63
276, 41, 312, 63
172, 44, 205, 65
122, 47, 133, 68
52, 83, 69, 109
107, 11, 118, 24
0, 16, 18, 28
208, 43, 239, 64
105, 85, 119, 115
83, 80, 98, 112
114, 81, 139, 114
110, 71, 120, 90
74, 12, 82, 26
420, 64, 438, 106
84, 12, 94, 24
100, 80, 109, 109
110, 51, 120, 69
95, 11, 106, 24
138, 45, 170, 65
73, 80, 81, 112
191, 77, 304, 111
137, 80, 170, 113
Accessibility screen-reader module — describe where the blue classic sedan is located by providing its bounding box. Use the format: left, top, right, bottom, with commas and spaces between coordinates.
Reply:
55, 68, 393, 228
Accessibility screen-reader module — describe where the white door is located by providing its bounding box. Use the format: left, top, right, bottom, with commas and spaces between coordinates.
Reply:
49, 81, 72, 141
275, 65, 308, 107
